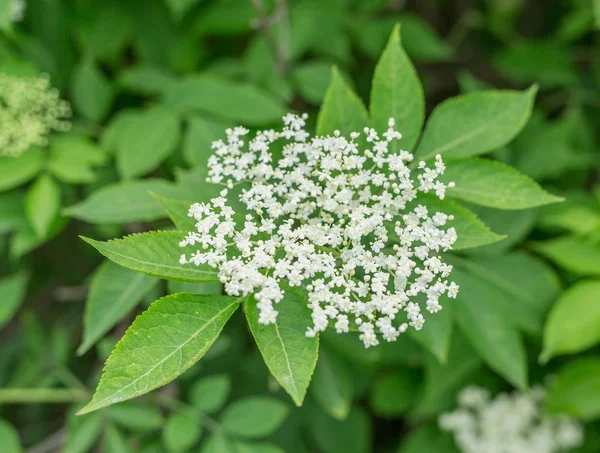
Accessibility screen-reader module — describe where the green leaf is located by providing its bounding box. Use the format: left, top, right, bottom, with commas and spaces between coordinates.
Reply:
25, 173, 61, 239
220, 397, 289, 439
78, 260, 158, 355
183, 115, 230, 167
370, 24, 424, 151
311, 347, 353, 420
369, 371, 418, 418
541, 280, 600, 362
245, 287, 319, 406
0, 271, 29, 328
78, 293, 239, 414
415, 86, 537, 161
316, 67, 369, 136
453, 268, 528, 389
116, 108, 180, 179
103, 425, 132, 453
64, 411, 103, 453
546, 357, 600, 420
292, 61, 334, 105
71, 57, 114, 122
0, 419, 22, 453
190, 374, 231, 413
162, 75, 286, 125
118, 64, 176, 96
442, 158, 563, 210
81, 231, 218, 282
108, 402, 164, 432
48, 136, 107, 184
408, 194, 505, 250
408, 296, 453, 363
0, 191, 26, 234
397, 424, 459, 453
232, 442, 285, 453
163, 410, 202, 452
168, 280, 222, 296
397, 14, 452, 62
595, 0, 600, 28
0, 147, 44, 192
150, 192, 196, 231
64, 180, 192, 224
310, 407, 371, 453
532, 236, 600, 276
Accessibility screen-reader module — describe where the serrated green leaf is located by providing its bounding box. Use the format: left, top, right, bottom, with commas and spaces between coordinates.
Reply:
532, 236, 600, 276
453, 268, 528, 389
163, 409, 202, 452
190, 374, 231, 413
0, 147, 44, 192
406, 194, 505, 250
442, 158, 563, 209
311, 347, 353, 420
81, 231, 219, 282
116, 108, 180, 179
220, 397, 289, 439
71, 57, 114, 122
25, 173, 61, 239
316, 67, 369, 136
64, 180, 192, 224
162, 75, 286, 125
78, 260, 158, 355
0, 419, 22, 453
546, 357, 600, 420
245, 287, 319, 406
78, 293, 239, 414
0, 271, 29, 328
541, 280, 600, 362
415, 86, 537, 161
370, 23, 424, 151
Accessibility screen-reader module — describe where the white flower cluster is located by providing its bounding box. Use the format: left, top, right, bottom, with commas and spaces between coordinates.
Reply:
179, 114, 459, 347
440, 386, 584, 453
0, 73, 71, 157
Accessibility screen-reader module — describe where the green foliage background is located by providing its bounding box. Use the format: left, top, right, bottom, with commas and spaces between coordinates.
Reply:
0, 0, 599, 451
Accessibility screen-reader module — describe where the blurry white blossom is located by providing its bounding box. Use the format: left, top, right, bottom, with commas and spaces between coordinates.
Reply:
0, 73, 71, 157
440, 386, 584, 453
179, 114, 458, 347
11, 0, 26, 22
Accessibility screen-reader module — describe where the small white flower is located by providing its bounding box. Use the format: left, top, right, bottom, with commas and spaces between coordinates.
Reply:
440, 385, 584, 453
179, 114, 458, 347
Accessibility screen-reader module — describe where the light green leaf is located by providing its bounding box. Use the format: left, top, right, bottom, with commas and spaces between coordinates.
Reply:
415, 86, 537, 161
163, 410, 202, 452
245, 287, 319, 406
78, 293, 239, 414
165, 0, 203, 20
220, 397, 289, 439
64, 180, 191, 224
116, 108, 180, 179
292, 61, 334, 104
408, 194, 505, 250
48, 136, 107, 184
25, 173, 61, 239
190, 374, 231, 413
108, 402, 164, 432
81, 231, 219, 282
162, 75, 286, 125
442, 158, 563, 209
370, 24, 424, 151
118, 64, 176, 96
532, 236, 600, 276
0, 147, 44, 192
369, 371, 418, 418
183, 115, 230, 167
71, 57, 114, 122
0, 419, 22, 453
408, 296, 453, 363
311, 347, 353, 420
316, 67, 369, 136
453, 268, 528, 389
64, 411, 103, 453
546, 357, 600, 420
103, 425, 132, 453
0, 271, 29, 328
78, 260, 158, 355
541, 280, 600, 362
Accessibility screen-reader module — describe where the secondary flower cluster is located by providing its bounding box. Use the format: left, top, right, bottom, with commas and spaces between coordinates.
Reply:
179, 114, 459, 347
440, 386, 583, 453
0, 73, 71, 157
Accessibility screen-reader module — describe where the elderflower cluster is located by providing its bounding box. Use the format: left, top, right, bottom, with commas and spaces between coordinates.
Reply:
179, 114, 459, 347
440, 386, 584, 453
0, 73, 71, 157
